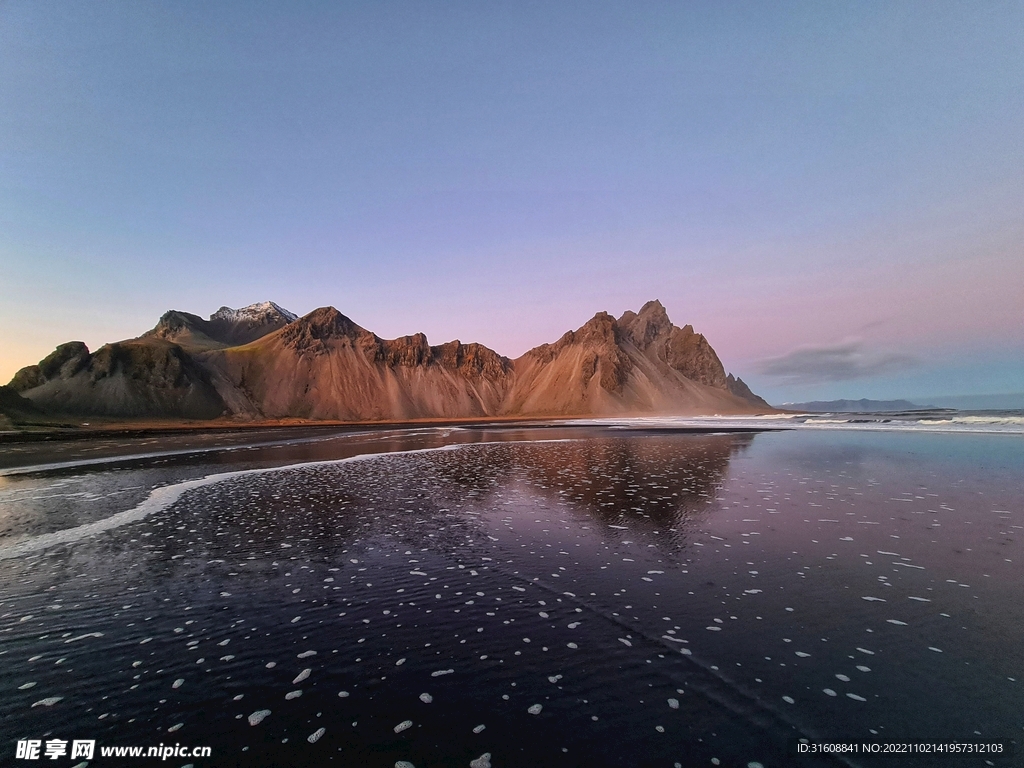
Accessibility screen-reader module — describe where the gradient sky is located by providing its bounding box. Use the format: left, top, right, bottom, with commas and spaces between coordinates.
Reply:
2, 1, 1022, 405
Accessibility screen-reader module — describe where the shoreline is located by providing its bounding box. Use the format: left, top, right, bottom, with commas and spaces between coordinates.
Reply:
0, 417, 785, 474
0, 409, 786, 443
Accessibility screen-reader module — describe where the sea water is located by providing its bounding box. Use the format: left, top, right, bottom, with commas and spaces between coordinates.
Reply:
0, 425, 1021, 767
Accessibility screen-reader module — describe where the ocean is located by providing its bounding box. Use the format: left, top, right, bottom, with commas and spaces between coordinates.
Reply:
0, 416, 1021, 767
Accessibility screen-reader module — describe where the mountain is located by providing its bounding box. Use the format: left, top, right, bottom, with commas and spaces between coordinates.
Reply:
8, 338, 225, 419
201, 307, 514, 420
921, 393, 1024, 410
783, 398, 934, 412
9, 300, 772, 422
144, 301, 297, 350
0, 384, 46, 427
503, 301, 767, 415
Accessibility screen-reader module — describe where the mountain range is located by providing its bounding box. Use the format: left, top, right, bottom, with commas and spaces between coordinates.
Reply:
5, 300, 771, 423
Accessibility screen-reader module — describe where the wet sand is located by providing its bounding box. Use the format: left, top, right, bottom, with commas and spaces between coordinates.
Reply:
0, 426, 1020, 767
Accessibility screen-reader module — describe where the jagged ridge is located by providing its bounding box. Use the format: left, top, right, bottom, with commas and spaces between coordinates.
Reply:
9, 300, 770, 421
503, 300, 765, 416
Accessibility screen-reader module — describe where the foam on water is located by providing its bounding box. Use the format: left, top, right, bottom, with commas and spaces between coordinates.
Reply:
2, 427, 1020, 767
566, 411, 1024, 435
0, 440, 583, 561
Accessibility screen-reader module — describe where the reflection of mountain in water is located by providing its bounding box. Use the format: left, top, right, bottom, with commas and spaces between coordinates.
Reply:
511, 435, 751, 530
32, 434, 755, 582
411, 434, 754, 558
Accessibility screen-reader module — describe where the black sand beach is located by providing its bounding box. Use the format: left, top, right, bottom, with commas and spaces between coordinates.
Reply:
1, 424, 1021, 767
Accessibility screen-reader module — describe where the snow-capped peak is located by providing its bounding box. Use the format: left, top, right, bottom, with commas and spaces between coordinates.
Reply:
210, 301, 298, 324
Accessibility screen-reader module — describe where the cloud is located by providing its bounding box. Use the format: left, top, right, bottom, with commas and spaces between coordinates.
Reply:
757, 341, 918, 384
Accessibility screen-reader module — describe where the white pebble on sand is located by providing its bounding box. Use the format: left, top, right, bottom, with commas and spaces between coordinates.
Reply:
528, 704, 543, 715
419, 693, 433, 703
307, 727, 325, 743
293, 669, 311, 684
470, 754, 492, 768
394, 720, 413, 733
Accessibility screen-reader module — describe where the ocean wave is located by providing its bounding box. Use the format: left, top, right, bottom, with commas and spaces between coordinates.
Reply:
572, 413, 1024, 435
950, 415, 1024, 425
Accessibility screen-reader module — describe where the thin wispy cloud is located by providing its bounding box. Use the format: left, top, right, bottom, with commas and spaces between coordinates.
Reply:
757, 341, 918, 384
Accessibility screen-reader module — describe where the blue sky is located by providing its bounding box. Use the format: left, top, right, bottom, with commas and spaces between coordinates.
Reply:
1, 1, 1022, 405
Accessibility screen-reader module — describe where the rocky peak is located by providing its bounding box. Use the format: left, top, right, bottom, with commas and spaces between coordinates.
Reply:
565, 311, 621, 348
279, 307, 365, 354
726, 373, 771, 408
146, 303, 296, 349
9, 341, 91, 392
619, 299, 673, 350
521, 311, 633, 394
150, 310, 208, 338
383, 333, 433, 367
211, 301, 297, 324
432, 341, 513, 378
618, 301, 730, 390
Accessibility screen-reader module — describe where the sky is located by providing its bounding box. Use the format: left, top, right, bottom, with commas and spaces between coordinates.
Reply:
1, 1, 1022, 406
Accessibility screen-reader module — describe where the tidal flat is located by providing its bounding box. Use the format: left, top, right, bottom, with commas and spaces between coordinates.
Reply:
0, 424, 1021, 767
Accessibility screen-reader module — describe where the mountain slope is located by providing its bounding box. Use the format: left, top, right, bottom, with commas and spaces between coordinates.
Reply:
12, 339, 225, 419
144, 301, 297, 350
8, 299, 771, 421
0, 384, 46, 426
201, 307, 514, 420
504, 300, 764, 416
